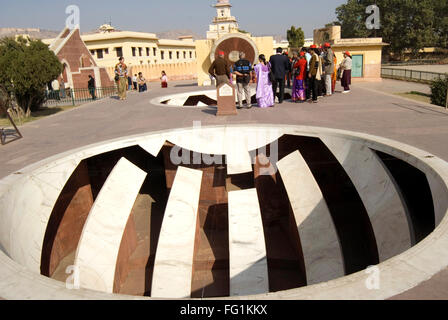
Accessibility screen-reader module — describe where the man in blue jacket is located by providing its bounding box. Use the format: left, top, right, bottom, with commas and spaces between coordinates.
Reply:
269, 48, 291, 104
233, 52, 253, 109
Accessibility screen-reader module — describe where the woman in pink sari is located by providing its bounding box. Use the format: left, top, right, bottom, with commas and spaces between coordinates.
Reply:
254, 54, 274, 108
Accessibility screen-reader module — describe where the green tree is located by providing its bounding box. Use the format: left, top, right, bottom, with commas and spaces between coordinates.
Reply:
433, 0, 448, 48
335, 0, 370, 38
287, 26, 305, 48
0, 36, 62, 116
335, 0, 438, 57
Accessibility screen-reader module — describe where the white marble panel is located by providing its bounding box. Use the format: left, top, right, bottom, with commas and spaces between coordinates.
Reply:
138, 135, 166, 157
277, 151, 344, 285
322, 136, 412, 262
165, 126, 282, 161
0, 159, 80, 272
228, 189, 269, 296
74, 157, 147, 293
151, 166, 203, 298
226, 132, 253, 175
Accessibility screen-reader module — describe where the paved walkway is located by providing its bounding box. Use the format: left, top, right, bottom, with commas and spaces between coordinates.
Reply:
1, 79, 448, 299
356, 78, 431, 95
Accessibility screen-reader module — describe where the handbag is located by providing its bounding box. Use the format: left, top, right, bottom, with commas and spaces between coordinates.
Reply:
337, 68, 343, 80
294, 66, 301, 78
268, 64, 276, 83
114, 75, 119, 81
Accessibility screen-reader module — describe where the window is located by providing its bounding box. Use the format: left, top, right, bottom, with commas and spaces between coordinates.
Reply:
176, 51, 180, 59
116, 47, 123, 57
97, 49, 103, 59
90, 50, 95, 56
132, 47, 136, 57
183, 51, 186, 59
139, 47, 143, 56
161, 51, 164, 60
190, 51, 192, 59
153, 48, 157, 56
104, 48, 109, 54
169, 51, 172, 59
146, 47, 150, 56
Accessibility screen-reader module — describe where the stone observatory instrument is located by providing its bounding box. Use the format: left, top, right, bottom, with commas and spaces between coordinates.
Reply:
210, 33, 259, 66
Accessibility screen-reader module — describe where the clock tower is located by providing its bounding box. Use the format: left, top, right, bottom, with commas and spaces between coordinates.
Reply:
207, 0, 239, 40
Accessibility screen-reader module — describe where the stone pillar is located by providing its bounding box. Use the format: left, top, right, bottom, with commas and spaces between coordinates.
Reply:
216, 83, 237, 116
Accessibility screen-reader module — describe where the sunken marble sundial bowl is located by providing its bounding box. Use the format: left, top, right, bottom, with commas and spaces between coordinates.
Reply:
0, 124, 447, 300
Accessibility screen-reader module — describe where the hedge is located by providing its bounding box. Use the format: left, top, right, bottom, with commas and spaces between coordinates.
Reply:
431, 76, 448, 107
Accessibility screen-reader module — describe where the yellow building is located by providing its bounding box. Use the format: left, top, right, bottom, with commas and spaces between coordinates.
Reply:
43, 25, 198, 82
314, 26, 388, 81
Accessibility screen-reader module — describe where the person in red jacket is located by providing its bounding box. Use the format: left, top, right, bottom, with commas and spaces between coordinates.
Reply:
292, 51, 308, 102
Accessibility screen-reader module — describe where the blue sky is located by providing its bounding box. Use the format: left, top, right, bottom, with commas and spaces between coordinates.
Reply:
0, 0, 347, 38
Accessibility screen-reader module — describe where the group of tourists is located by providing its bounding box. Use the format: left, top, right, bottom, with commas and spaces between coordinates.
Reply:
130, 73, 148, 93
289, 44, 353, 104
209, 44, 353, 109
114, 56, 168, 101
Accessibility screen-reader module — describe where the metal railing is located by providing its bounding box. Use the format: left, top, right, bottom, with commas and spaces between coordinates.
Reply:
382, 59, 442, 66
43, 87, 117, 107
381, 68, 448, 83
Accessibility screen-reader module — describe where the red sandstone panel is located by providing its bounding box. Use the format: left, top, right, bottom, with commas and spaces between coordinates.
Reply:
41, 161, 94, 277
191, 164, 229, 298
253, 152, 307, 291
100, 69, 115, 88
160, 144, 230, 298
113, 213, 138, 293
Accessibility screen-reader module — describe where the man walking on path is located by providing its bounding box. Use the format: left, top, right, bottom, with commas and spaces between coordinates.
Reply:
88, 75, 96, 100
323, 43, 335, 96
115, 56, 128, 101
269, 47, 290, 104
308, 46, 322, 103
233, 52, 253, 109
209, 51, 231, 87
304, 47, 312, 100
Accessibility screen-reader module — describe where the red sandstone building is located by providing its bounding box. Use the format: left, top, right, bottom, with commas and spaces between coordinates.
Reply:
47, 27, 115, 91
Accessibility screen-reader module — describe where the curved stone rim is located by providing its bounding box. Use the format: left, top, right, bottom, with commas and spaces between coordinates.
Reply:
149, 90, 218, 108
0, 124, 447, 300
149, 88, 292, 108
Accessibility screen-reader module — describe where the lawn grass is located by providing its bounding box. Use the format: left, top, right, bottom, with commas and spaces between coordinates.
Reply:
394, 91, 432, 104
0, 105, 77, 127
